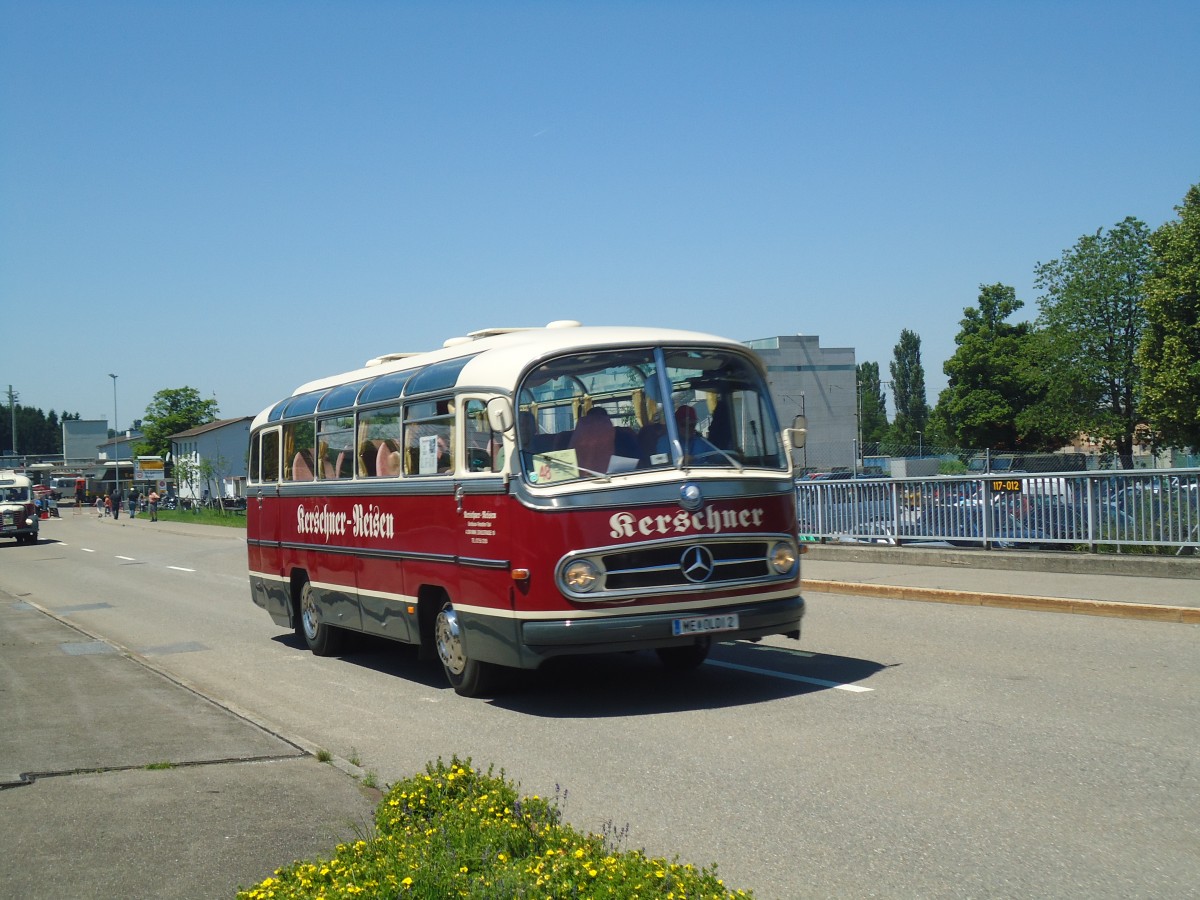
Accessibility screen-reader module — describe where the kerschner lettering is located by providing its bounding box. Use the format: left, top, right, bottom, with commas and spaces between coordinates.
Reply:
608, 506, 765, 540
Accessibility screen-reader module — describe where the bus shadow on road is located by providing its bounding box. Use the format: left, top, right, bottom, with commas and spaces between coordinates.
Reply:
273, 632, 451, 690
272, 632, 889, 715
490, 642, 889, 718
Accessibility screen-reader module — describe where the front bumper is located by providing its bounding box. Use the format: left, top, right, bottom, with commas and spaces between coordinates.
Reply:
516, 594, 804, 664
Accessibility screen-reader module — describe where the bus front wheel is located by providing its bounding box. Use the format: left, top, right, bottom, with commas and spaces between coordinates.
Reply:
298, 581, 343, 656
435, 601, 498, 697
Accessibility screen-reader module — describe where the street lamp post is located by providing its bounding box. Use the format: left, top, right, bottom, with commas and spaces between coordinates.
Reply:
108, 373, 119, 435
916, 431, 923, 458
108, 374, 119, 496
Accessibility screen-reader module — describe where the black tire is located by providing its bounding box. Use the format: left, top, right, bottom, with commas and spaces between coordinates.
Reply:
434, 601, 499, 697
297, 580, 343, 656
656, 639, 711, 670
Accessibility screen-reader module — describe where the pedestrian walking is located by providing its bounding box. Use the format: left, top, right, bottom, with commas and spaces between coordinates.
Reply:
111, 487, 122, 521
103, 495, 112, 517
95, 495, 104, 518
128, 488, 139, 519
148, 489, 159, 522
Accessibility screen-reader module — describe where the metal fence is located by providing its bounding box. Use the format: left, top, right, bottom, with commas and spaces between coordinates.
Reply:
797, 468, 1200, 553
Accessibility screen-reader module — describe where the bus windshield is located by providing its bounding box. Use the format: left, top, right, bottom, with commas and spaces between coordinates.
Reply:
516, 347, 785, 484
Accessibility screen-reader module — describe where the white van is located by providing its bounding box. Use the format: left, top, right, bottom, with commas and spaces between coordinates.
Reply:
49, 474, 86, 500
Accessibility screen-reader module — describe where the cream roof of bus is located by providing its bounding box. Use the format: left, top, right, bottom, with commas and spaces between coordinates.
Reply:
253, 323, 745, 427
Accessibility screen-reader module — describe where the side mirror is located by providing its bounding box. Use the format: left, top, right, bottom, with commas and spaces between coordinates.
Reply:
487, 397, 515, 433
789, 414, 807, 449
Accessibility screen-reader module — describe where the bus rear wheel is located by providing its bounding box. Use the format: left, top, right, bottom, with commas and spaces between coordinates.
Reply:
434, 601, 498, 697
298, 580, 343, 656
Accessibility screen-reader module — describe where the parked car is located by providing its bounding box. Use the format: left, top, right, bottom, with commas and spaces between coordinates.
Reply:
835, 520, 901, 545
914, 503, 1050, 548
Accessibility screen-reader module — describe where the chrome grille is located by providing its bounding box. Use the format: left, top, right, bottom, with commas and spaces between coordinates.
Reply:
598, 540, 771, 591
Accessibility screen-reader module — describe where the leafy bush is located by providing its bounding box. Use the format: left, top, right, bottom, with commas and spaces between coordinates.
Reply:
238, 756, 751, 899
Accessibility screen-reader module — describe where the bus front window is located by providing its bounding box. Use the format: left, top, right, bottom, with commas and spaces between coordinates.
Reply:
516, 348, 785, 484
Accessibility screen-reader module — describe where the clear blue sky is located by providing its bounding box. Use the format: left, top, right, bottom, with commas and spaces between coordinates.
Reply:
3, 1, 1197, 428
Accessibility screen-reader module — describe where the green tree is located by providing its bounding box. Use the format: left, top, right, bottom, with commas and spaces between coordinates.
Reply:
136, 387, 219, 458
887, 329, 928, 447
1137, 184, 1200, 450
936, 283, 1069, 452
856, 361, 888, 447
1, 405, 79, 455
1032, 216, 1151, 467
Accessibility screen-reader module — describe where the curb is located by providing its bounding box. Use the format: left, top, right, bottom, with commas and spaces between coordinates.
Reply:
802, 579, 1200, 625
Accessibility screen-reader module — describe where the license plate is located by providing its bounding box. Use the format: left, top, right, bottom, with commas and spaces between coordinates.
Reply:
672, 614, 738, 636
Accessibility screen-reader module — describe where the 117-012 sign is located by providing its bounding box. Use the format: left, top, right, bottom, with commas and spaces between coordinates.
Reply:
990, 479, 1023, 493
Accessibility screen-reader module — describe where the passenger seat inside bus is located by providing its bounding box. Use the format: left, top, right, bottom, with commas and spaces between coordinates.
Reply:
292, 450, 315, 481
376, 439, 402, 477
328, 451, 351, 479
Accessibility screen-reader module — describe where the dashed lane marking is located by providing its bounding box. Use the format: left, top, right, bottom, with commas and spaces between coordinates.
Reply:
706, 659, 874, 692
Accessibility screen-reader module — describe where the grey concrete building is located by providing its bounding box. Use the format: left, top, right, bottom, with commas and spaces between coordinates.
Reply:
745, 334, 858, 474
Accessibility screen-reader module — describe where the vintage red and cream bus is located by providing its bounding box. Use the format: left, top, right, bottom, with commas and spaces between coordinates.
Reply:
247, 322, 806, 695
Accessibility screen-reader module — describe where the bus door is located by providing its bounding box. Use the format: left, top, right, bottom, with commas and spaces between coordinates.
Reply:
249, 427, 288, 621
457, 398, 512, 586
450, 398, 517, 657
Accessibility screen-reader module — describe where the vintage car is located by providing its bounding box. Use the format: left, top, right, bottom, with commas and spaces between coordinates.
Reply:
1, 471, 40, 544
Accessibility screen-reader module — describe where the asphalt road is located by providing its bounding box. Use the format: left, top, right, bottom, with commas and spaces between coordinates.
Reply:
3, 514, 1198, 898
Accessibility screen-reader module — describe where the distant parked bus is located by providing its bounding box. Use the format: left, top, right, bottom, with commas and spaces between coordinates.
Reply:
246, 322, 806, 695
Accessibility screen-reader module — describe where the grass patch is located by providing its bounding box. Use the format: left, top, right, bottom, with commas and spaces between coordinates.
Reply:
237, 756, 752, 899
152, 507, 246, 528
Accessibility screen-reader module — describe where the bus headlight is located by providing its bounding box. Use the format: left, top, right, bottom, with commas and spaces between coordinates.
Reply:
563, 559, 601, 592
769, 541, 797, 575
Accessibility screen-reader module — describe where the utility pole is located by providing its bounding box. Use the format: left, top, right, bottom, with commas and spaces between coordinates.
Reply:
855, 380, 862, 476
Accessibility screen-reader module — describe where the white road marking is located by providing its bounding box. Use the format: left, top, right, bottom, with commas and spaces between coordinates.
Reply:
82, 548, 94, 553
116, 556, 136, 561
706, 659, 874, 692
167, 566, 195, 573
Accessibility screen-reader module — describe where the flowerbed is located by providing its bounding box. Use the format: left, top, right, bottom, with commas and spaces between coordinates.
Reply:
238, 756, 752, 899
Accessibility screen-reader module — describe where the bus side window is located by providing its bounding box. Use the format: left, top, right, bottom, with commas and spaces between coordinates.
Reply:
359, 405, 401, 478
249, 434, 261, 482
318, 414, 355, 480
283, 420, 315, 481
404, 398, 454, 476
464, 399, 500, 472
262, 430, 280, 482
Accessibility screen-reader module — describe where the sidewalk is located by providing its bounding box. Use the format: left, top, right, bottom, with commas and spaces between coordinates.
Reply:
0, 594, 379, 900
801, 544, 1200, 623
